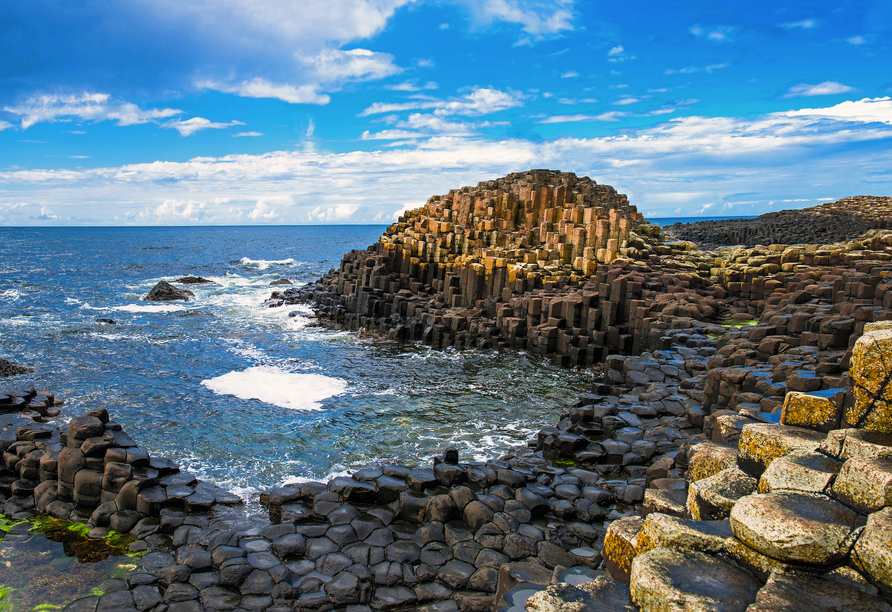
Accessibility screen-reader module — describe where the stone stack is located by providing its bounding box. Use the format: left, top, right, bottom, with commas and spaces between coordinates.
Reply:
1, 406, 239, 531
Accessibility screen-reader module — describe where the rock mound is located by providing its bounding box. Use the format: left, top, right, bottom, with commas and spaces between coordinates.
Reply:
664, 195, 892, 247
145, 280, 194, 301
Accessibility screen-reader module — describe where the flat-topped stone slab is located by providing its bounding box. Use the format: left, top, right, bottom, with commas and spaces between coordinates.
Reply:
687, 466, 757, 520
629, 548, 761, 612
730, 491, 863, 566
832, 456, 892, 513
636, 512, 732, 555
686, 441, 738, 483
757, 450, 842, 495
737, 423, 826, 477
821, 428, 892, 461
780, 389, 845, 432
746, 570, 892, 612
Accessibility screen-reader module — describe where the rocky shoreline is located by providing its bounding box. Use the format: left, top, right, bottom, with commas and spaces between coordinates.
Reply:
2, 170, 892, 611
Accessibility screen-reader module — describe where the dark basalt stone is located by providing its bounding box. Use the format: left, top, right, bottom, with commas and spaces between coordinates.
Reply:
145, 280, 194, 302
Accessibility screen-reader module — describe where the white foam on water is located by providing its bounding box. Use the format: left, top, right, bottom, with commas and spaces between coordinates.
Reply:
0, 289, 23, 301
239, 257, 297, 270
201, 365, 348, 410
113, 303, 187, 313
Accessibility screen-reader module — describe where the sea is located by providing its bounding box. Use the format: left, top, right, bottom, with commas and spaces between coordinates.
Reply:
0, 225, 602, 509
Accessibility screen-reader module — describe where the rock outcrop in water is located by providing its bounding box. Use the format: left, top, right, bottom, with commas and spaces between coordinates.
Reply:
0, 358, 34, 377
146, 280, 195, 301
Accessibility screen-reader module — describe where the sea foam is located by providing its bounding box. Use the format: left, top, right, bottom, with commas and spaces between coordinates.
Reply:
239, 257, 297, 270
113, 303, 187, 313
201, 365, 347, 410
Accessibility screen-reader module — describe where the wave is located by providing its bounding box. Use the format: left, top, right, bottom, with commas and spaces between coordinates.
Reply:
201, 365, 348, 410
238, 257, 297, 270
113, 303, 187, 313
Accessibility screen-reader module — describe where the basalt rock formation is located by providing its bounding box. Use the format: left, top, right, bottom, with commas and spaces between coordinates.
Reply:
663, 195, 892, 248
145, 280, 195, 301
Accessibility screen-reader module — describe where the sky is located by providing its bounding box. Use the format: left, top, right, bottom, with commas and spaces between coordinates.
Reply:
1, 0, 891, 226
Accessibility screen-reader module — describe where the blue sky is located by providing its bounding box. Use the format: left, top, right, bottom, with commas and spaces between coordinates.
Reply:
1, 0, 891, 225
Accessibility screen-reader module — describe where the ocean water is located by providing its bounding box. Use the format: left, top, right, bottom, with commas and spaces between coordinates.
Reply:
0, 226, 594, 506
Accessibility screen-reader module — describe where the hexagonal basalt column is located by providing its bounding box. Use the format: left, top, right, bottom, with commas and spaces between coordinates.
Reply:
730, 491, 863, 566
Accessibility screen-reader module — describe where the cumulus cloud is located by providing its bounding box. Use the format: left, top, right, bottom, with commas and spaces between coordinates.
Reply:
360, 87, 523, 117
162, 117, 246, 136
783, 81, 856, 98
561, 71, 579, 78
4, 92, 182, 130
249, 198, 283, 221
3, 98, 892, 223
848, 35, 867, 45
307, 202, 361, 222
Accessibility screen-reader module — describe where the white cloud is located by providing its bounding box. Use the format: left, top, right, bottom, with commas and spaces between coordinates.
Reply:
472, 0, 575, 40
232, 131, 264, 137
3, 98, 892, 224
613, 97, 640, 105
197, 78, 330, 105
784, 97, 892, 124
0, 121, 14, 131
153, 199, 208, 220
557, 97, 597, 105
689, 25, 736, 41
848, 35, 867, 45
360, 87, 523, 117
783, 81, 856, 98
386, 81, 439, 92
606, 44, 634, 63
664, 63, 729, 75
301, 48, 401, 83
249, 198, 282, 221
782, 19, 817, 29
561, 71, 579, 78
439, 23, 450, 30
361, 129, 424, 140
539, 111, 627, 123
4, 92, 182, 130
308, 202, 361, 222
162, 117, 246, 136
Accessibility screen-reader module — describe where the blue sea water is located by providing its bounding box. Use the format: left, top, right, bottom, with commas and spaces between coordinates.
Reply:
0, 226, 594, 506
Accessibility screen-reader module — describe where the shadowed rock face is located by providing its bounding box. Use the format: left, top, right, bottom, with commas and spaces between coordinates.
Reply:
145, 280, 194, 301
